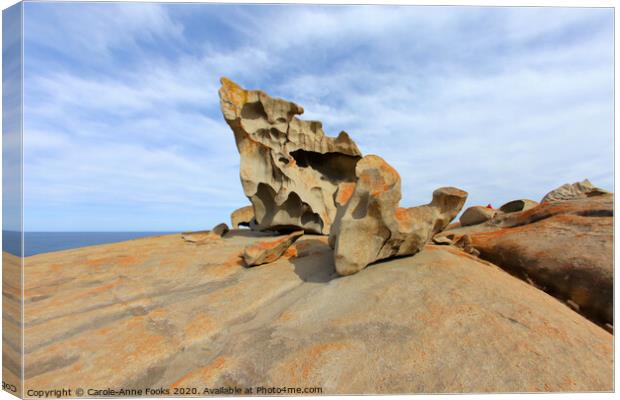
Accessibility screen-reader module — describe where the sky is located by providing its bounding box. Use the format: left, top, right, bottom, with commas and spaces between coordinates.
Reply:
18, 2, 614, 232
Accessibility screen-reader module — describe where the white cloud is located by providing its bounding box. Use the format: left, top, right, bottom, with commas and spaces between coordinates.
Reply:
22, 4, 613, 230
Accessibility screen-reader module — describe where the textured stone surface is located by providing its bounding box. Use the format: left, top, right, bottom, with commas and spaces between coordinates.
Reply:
499, 199, 538, 213
219, 78, 362, 234
541, 179, 609, 203
230, 205, 256, 229
243, 231, 304, 267
181, 223, 229, 243
3, 252, 22, 398
331, 155, 467, 276
11, 234, 612, 394
437, 196, 613, 325
459, 206, 496, 226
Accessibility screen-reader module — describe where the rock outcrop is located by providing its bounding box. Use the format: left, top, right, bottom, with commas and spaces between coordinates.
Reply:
331, 155, 467, 276
541, 179, 609, 203
499, 199, 538, 213
230, 205, 256, 229
14, 234, 613, 394
219, 78, 362, 234
242, 230, 304, 267
181, 223, 229, 243
436, 195, 613, 325
459, 205, 496, 226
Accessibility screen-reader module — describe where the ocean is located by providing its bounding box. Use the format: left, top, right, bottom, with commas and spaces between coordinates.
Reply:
2, 231, 175, 257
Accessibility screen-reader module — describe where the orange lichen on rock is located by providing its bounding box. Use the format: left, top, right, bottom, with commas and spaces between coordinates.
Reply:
170, 356, 229, 389
335, 182, 356, 206
242, 231, 303, 267
331, 155, 467, 276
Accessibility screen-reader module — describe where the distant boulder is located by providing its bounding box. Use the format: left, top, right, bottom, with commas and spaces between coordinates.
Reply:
459, 206, 496, 227
230, 205, 256, 229
541, 179, 609, 203
499, 199, 538, 213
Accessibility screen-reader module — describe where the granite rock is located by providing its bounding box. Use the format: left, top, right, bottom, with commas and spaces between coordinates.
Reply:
331, 155, 467, 276
219, 78, 362, 234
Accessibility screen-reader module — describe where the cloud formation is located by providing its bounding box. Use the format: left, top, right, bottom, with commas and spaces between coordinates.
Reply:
22, 3, 613, 231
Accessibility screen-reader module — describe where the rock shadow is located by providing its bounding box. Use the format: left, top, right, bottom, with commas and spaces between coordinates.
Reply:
224, 229, 277, 238
290, 238, 339, 283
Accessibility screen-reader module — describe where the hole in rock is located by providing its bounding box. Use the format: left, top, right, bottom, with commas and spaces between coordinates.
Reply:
241, 101, 267, 120
289, 149, 360, 183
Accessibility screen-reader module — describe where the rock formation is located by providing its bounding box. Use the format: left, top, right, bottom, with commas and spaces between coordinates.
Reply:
459, 205, 496, 226
436, 195, 613, 325
541, 179, 609, 203
331, 155, 467, 276
182, 222, 229, 243
219, 78, 362, 234
230, 205, 256, 229
499, 199, 538, 213
242, 230, 304, 267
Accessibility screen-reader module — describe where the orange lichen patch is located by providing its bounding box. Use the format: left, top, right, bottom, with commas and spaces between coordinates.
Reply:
277, 310, 295, 322
184, 314, 218, 343
170, 356, 228, 389
148, 307, 168, 319
283, 246, 297, 259
71, 362, 83, 373
219, 77, 248, 110
207, 254, 244, 278
85, 255, 140, 269
50, 263, 64, 273
255, 239, 281, 251
75, 279, 123, 298
336, 182, 356, 206
281, 342, 350, 385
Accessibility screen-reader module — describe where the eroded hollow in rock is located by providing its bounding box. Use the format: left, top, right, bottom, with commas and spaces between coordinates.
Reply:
289, 150, 359, 183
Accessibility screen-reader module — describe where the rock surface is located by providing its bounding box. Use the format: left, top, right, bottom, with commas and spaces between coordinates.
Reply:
231, 205, 256, 229
331, 155, 467, 276
499, 199, 538, 213
459, 205, 496, 226
541, 179, 609, 203
219, 78, 362, 234
9, 233, 612, 394
437, 195, 613, 325
243, 230, 304, 267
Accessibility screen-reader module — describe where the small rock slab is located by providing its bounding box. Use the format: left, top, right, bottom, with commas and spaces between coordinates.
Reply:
242, 231, 304, 267
182, 223, 230, 243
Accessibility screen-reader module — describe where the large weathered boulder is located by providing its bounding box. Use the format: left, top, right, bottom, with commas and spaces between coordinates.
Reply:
219, 78, 362, 234
16, 235, 612, 394
459, 205, 496, 226
436, 195, 613, 325
541, 179, 609, 203
499, 199, 538, 213
242, 230, 304, 267
331, 155, 467, 276
230, 205, 256, 229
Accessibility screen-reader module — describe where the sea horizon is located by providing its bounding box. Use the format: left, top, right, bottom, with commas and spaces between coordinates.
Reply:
2, 231, 179, 257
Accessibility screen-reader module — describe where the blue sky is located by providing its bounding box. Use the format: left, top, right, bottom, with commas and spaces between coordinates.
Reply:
21, 3, 613, 231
